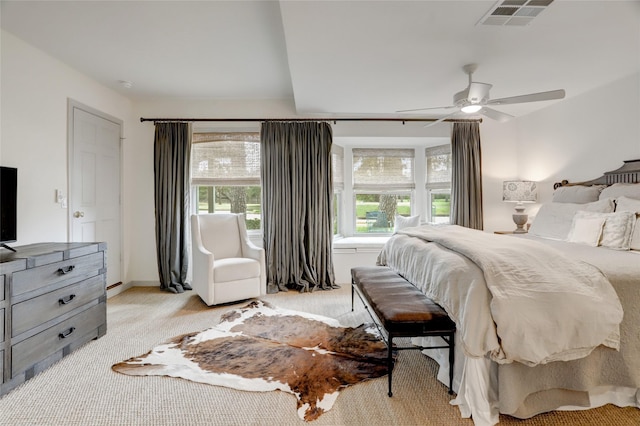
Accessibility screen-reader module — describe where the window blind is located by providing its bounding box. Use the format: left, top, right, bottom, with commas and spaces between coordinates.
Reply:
191, 132, 260, 186
352, 148, 415, 191
425, 144, 452, 190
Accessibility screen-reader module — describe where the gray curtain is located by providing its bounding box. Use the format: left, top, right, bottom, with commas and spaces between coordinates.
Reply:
450, 122, 484, 230
154, 122, 192, 293
260, 121, 337, 293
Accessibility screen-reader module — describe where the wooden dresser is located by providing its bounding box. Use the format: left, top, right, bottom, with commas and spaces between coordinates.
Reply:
0, 242, 107, 396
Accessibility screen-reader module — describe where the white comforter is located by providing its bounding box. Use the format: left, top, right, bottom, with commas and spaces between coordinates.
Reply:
377, 225, 623, 367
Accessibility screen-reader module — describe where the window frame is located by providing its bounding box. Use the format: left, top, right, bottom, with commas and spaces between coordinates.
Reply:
332, 145, 344, 237
425, 144, 452, 224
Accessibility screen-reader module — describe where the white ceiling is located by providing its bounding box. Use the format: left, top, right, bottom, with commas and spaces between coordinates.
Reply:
1, 1, 639, 120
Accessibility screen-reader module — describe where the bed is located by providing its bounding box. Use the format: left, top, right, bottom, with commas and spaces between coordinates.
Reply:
376, 160, 640, 426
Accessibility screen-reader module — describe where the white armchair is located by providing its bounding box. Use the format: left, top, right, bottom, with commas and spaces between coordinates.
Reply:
191, 213, 266, 306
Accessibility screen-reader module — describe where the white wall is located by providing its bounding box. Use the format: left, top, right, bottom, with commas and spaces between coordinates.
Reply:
479, 119, 520, 232
0, 30, 135, 284
515, 72, 640, 218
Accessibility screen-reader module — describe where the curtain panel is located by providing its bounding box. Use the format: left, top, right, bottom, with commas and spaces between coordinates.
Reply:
450, 122, 484, 230
260, 121, 336, 292
153, 122, 192, 293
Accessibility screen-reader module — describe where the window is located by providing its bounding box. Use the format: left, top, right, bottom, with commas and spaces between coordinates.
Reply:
191, 132, 261, 230
352, 148, 415, 234
425, 145, 451, 224
332, 145, 344, 236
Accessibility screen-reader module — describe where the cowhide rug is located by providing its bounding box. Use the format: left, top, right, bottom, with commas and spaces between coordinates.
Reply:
112, 300, 391, 421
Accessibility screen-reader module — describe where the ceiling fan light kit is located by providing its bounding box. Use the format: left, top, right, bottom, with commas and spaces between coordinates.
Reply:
461, 105, 482, 114
397, 62, 565, 125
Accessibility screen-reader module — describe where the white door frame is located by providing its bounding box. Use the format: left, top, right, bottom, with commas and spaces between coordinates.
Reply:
67, 98, 124, 288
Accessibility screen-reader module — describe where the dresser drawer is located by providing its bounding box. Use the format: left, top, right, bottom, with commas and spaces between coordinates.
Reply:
11, 302, 105, 377
12, 274, 105, 337
12, 252, 104, 297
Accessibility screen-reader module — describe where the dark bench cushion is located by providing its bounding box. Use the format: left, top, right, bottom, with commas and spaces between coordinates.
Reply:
352, 266, 455, 336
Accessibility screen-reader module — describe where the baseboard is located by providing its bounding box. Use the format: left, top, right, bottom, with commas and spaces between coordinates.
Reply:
107, 281, 133, 298
130, 280, 161, 287
106, 281, 160, 298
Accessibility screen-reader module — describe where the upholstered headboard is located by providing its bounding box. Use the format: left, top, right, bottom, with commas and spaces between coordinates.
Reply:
554, 159, 640, 189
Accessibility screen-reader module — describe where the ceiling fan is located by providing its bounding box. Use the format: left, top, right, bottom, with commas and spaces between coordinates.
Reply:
398, 63, 565, 127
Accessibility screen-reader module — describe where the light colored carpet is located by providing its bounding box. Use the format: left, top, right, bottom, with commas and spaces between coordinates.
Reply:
0, 284, 638, 425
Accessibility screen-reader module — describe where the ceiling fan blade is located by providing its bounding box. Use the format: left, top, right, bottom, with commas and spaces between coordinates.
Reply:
467, 82, 492, 103
479, 107, 513, 122
396, 105, 456, 113
423, 110, 460, 128
488, 89, 566, 106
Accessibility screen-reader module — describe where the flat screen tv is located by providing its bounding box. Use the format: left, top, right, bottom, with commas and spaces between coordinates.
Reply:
1, 166, 18, 252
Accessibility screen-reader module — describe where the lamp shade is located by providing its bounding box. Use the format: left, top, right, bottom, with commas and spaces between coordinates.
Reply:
503, 180, 538, 203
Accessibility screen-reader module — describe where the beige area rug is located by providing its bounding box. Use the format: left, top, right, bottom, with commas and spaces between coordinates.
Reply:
112, 300, 390, 421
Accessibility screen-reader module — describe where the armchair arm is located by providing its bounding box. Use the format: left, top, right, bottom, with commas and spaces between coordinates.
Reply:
191, 215, 215, 302
236, 216, 267, 296
243, 240, 267, 296
243, 240, 262, 261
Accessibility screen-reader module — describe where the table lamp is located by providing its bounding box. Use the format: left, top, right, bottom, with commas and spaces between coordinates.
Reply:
503, 180, 538, 233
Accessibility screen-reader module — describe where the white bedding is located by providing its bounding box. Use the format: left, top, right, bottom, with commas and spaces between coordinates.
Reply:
383, 225, 622, 366
376, 225, 640, 425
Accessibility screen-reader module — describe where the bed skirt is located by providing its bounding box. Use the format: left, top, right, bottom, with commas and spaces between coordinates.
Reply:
414, 336, 640, 426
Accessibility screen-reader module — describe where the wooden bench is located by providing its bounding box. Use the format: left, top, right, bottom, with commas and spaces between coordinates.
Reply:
351, 265, 456, 397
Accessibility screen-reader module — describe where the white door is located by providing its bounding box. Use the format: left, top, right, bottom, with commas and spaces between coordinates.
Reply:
69, 103, 122, 287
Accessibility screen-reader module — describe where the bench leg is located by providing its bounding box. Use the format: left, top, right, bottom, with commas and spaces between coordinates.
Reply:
351, 280, 354, 311
388, 335, 394, 397
448, 331, 455, 395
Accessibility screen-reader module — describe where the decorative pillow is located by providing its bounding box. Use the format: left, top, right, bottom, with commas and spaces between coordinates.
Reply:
573, 210, 636, 250
600, 183, 640, 201
567, 216, 606, 246
528, 198, 614, 240
615, 195, 640, 212
552, 185, 605, 204
614, 196, 640, 250
394, 214, 420, 231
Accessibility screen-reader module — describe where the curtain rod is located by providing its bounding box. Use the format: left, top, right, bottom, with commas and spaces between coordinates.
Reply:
139, 117, 482, 124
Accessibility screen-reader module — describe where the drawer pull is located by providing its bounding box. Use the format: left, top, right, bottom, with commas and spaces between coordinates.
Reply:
59, 327, 76, 339
57, 265, 76, 275
59, 294, 77, 305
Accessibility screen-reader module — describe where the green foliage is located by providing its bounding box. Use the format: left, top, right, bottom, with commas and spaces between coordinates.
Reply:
433, 200, 450, 216
355, 202, 410, 219
246, 218, 261, 230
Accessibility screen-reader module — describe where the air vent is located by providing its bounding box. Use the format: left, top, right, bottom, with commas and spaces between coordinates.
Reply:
477, 0, 553, 26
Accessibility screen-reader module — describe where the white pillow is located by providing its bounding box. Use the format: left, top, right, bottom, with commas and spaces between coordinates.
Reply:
614, 196, 640, 250
528, 198, 614, 240
615, 195, 640, 212
573, 210, 636, 250
600, 183, 640, 201
394, 214, 420, 231
552, 185, 605, 203
567, 216, 605, 246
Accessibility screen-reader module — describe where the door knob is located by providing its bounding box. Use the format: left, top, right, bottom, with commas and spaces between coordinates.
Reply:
74, 211, 85, 218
